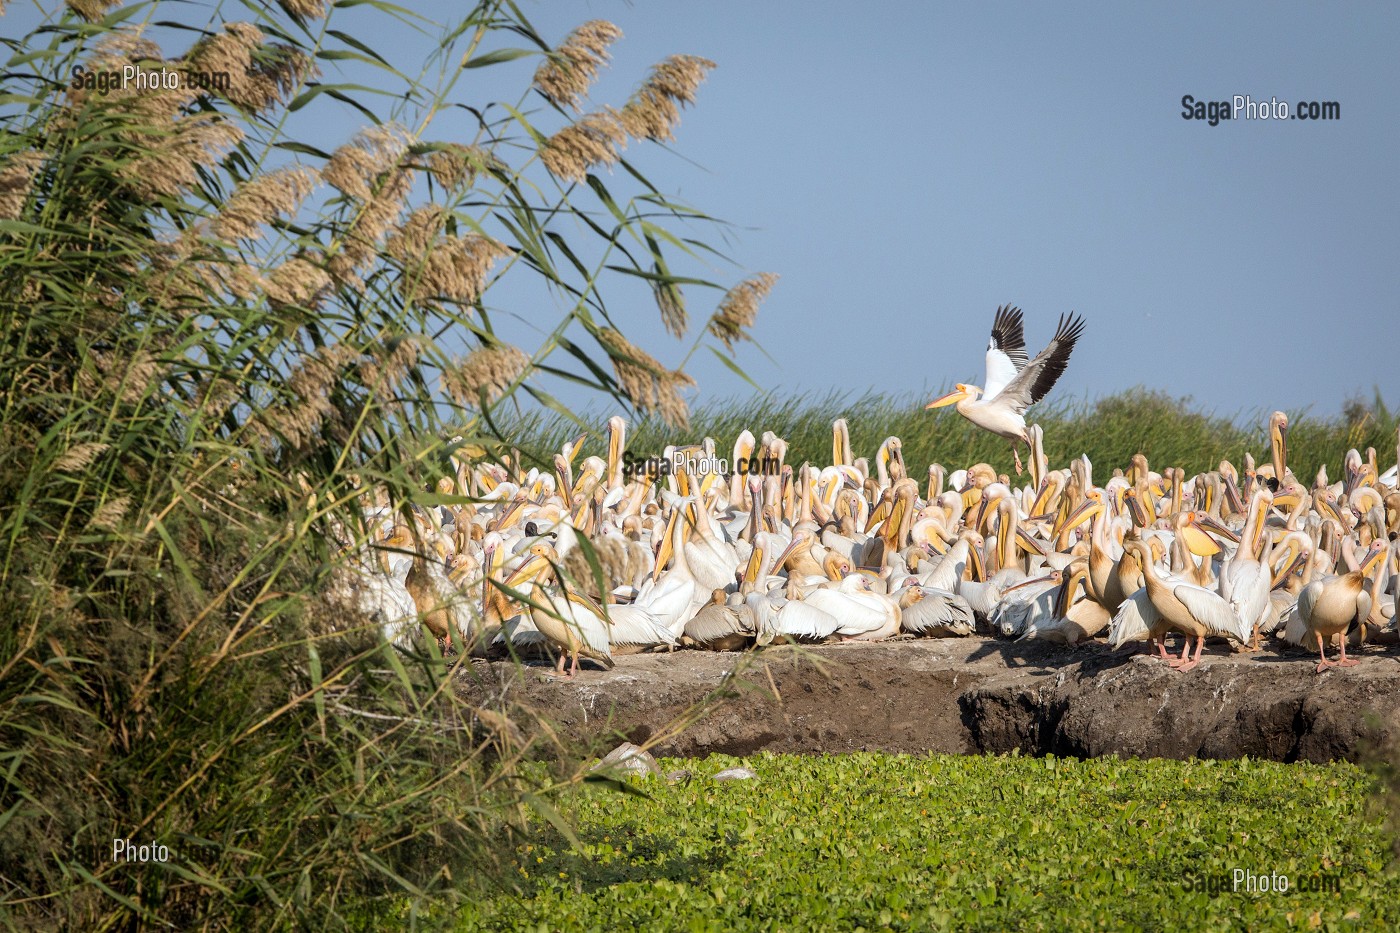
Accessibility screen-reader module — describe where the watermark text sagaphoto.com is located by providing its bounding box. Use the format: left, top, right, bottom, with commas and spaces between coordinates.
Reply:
71, 64, 231, 96
1182, 869, 1343, 896
1181, 94, 1340, 125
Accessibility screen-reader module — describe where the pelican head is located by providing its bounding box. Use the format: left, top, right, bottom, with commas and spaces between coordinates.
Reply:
925, 383, 981, 409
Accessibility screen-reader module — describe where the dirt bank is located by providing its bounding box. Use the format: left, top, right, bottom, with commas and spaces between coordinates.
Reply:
456, 637, 1400, 763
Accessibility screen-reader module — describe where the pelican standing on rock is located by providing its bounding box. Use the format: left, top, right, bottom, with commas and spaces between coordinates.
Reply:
926, 305, 1086, 474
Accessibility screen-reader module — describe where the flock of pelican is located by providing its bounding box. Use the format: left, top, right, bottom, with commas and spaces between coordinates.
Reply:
327, 310, 1400, 677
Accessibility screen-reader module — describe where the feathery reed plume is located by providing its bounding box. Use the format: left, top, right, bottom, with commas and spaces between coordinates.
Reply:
81, 349, 164, 405
709, 272, 778, 351
213, 165, 319, 242
443, 343, 530, 407
88, 495, 130, 531
132, 117, 244, 199
385, 205, 508, 307
596, 327, 694, 427
323, 123, 410, 201
55, 442, 109, 473
359, 337, 419, 392
264, 343, 361, 448
654, 282, 686, 338
280, 0, 329, 19
183, 22, 315, 114
425, 143, 490, 190
64, 32, 241, 197
328, 167, 413, 286
540, 109, 626, 184
67, 0, 120, 21
264, 253, 332, 309
0, 150, 42, 221
533, 20, 623, 111
619, 54, 715, 142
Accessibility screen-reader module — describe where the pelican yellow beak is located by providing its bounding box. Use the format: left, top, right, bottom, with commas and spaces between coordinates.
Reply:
741, 542, 765, 585
1270, 418, 1288, 476
1181, 517, 1222, 557
1359, 541, 1387, 577
1059, 497, 1103, 536
1193, 512, 1240, 544
966, 539, 986, 581
1270, 548, 1307, 589
925, 385, 968, 410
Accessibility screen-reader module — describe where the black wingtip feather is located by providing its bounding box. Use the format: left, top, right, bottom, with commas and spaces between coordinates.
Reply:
1027, 311, 1085, 405
989, 304, 1028, 366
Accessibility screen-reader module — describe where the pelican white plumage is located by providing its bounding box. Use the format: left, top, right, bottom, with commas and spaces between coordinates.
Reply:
898, 583, 975, 637
1123, 537, 1250, 672
1217, 489, 1273, 649
1282, 539, 1387, 671
804, 574, 901, 640
925, 305, 1086, 474
634, 503, 703, 634
519, 578, 614, 676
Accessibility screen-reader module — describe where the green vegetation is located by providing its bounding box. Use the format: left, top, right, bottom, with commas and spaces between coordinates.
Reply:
0, 1, 761, 927
460, 752, 1399, 932
508, 387, 1399, 481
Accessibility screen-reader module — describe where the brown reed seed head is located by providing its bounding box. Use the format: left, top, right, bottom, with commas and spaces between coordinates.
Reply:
596, 328, 693, 427
540, 108, 626, 183
182, 23, 316, 114
264, 253, 332, 309
443, 344, 531, 407
265, 343, 361, 448
67, 0, 120, 21
709, 272, 778, 351
281, 0, 330, 19
55, 442, 110, 473
328, 167, 413, 286
88, 495, 131, 532
425, 143, 490, 190
655, 282, 686, 339
0, 151, 43, 221
533, 20, 623, 111
618, 54, 715, 142
323, 124, 410, 201
213, 165, 320, 242
386, 205, 508, 307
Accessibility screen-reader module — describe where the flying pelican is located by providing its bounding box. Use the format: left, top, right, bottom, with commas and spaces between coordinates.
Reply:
925, 305, 1086, 474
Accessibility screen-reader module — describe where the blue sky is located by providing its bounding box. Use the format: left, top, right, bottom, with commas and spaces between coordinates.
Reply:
7, 1, 1396, 420
506, 1, 1397, 419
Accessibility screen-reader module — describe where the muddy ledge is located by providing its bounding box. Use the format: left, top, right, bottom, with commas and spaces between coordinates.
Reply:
455, 637, 1400, 764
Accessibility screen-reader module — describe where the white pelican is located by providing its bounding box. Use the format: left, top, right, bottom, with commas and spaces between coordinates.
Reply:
1122, 537, 1251, 672
1284, 539, 1387, 672
682, 589, 756, 651
898, 584, 975, 637
988, 569, 1063, 638
925, 305, 1086, 474
520, 578, 615, 676
804, 574, 901, 641
1217, 489, 1273, 650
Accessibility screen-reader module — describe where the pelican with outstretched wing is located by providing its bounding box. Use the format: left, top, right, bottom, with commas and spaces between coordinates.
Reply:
926, 305, 1086, 473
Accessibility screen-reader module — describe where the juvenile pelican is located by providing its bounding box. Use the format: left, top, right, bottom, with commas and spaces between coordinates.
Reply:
926, 305, 1086, 474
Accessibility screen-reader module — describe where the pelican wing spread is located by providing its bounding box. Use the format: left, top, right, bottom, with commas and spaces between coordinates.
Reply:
982, 304, 1029, 400
987, 312, 1086, 410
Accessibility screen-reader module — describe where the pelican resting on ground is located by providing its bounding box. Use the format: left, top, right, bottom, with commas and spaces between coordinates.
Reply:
1284, 539, 1387, 672
1123, 538, 1251, 672
926, 305, 1086, 474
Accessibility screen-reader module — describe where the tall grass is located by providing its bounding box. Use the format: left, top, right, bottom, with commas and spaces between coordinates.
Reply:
0, 1, 766, 927
508, 387, 1400, 481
